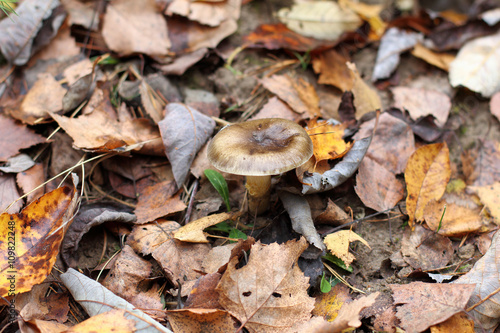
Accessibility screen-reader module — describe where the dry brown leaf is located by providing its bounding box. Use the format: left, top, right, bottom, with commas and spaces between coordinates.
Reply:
0, 186, 76, 296
102, 0, 170, 56
391, 282, 475, 333
405, 142, 451, 229
469, 182, 500, 225
216, 238, 315, 332
260, 74, 319, 116
184, 273, 222, 309
0, 175, 23, 214
16, 163, 45, 204
411, 43, 455, 71
324, 230, 370, 268
134, 181, 186, 224
355, 156, 405, 212
0, 115, 46, 162
461, 140, 500, 186
347, 62, 382, 118
166, 0, 240, 27
312, 50, 354, 91
392, 86, 451, 127
18, 73, 66, 124
251, 97, 299, 121
429, 312, 475, 333
166, 309, 236, 333
174, 212, 234, 243
126, 220, 210, 288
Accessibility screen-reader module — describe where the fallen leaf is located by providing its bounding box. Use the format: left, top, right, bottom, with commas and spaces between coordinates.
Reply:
277, 1, 362, 41
184, 88, 221, 118
251, 96, 299, 121
411, 43, 455, 71
347, 62, 382, 118
166, 309, 237, 333
243, 23, 336, 52
0, 175, 23, 214
391, 282, 475, 333
66, 309, 136, 332
0, 186, 76, 296
260, 74, 319, 116
0, 0, 61, 65
353, 112, 415, 174
18, 73, 67, 124
315, 198, 351, 226
429, 20, 497, 52
355, 157, 405, 212
429, 312, 475, 333
449, 31, 500, 97
60, 268, 172, 332
0, 115, 45, 162
24, 319, 68, 332
279, 191, 325, 251
324, 230, 370, 268
216, 238, 315, 332
312, 50, 354, 91
461, 140, 500, 186
134, 181, 186, 224
184, 273, 222, 309
405, 142, 451, 228
16, 163, 45, 203
159, 103, 215, 188
400, 224, 453, 271
126, 220, 210, 287
0, 154, 35, 173
102, 0, 170, 56
491, 91, 500, 122
454, 231, 500, 331
469, 182, 500, 224
174, 212, 234, 243
339, 0, 386, 38
312, 283, 352, 321
392, 87, 451, 127
166, 0, 240, 27
372, 27, 423, 81
306, 119, 353, 167
62, 0, 100, 31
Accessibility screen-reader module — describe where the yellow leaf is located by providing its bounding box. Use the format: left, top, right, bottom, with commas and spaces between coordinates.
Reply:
324, 230, 370, 268
405, 143, 451, 229
469, 182, 500, 224
173, 212, 234, 243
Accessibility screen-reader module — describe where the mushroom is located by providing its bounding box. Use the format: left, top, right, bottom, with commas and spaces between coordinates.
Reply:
207, 118, 313, 215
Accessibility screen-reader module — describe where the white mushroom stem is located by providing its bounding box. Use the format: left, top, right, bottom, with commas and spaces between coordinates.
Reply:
246, 175, 271, 215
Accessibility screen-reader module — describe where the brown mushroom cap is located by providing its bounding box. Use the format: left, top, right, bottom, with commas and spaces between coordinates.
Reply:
207, 118, 313, 176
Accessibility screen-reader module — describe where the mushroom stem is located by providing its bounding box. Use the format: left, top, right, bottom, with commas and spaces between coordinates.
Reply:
246, 175, 271, 215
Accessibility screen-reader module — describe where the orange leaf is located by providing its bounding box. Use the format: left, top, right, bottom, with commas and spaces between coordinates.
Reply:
405, 143, 451, 229
0, 186, 76, 296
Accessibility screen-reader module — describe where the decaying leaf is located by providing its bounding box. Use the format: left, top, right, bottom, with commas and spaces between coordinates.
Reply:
0, 186, 76, 296
312, 50, 354, 91
134, 181, 186, 224
469, 182, 500, 224
60, 268, 172, 333
391, 282, 475, 333
461, 140, 500, 187
454, 231, 500, 331
312, 283, 352, 322
405, 143, 451, 229
174, 212, 234, 243
216, 238, 315, 332
279, 191, 325, 251
0, 115, 46, 162
277, 1, 362, 41
159, 103, 215, 188
166, 309, 236, 333
324, 230, 370, 268
449, 31, 500, 97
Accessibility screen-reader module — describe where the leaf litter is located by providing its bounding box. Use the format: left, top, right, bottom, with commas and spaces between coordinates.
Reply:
0, 0, 500, 332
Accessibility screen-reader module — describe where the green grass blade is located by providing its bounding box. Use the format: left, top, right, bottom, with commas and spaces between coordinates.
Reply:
204, 169, 231, 212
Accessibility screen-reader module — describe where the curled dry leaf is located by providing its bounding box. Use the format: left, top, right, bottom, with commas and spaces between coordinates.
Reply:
454, 231, 500, 331
391, 282, 475, 333
405, 142, 451, 229
216, 238, 315, 332
324, 230, 370, 268
166, 0, 240, 27
277, 1, 362, 41
0, 186, 75, 296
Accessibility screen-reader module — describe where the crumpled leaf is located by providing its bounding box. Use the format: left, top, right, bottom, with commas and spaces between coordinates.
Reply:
159, 103, 215, 188
216, 237, 315, 332
405, 142, 451, 229
302, 136, 372, 194
324, 230, 370, 268
60, 268, 172, 333
0, 186, 76, 296
277, 1, 362, 41
102, 0, 170, 56
173, 212, 234, 243
0, 0, 61, 65
372, 27, 423, 81
391, 282, 475, 333
454, 231, 500, 331
0, 115, 46, 162
449, 31, 500, 97
166, 0, 240, 27
279, 191, 325, 251
61, 202, 136, 267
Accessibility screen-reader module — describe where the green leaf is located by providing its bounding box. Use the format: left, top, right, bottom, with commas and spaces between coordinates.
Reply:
207, 221, 232, 233
228, 228, 247, 241
0, 0, 17, 17
323, 253, 353, 272
320, 273, 332, 293
204, 169, 231, 212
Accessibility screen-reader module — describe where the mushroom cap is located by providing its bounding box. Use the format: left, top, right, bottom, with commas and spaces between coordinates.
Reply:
207, 118, 313, 176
